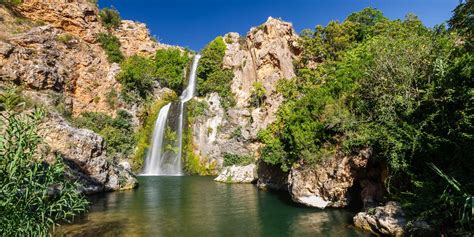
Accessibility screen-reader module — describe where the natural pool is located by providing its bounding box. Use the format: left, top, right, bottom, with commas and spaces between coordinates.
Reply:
57, 176, 371, 237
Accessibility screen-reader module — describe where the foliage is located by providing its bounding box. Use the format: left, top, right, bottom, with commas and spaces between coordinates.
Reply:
259, 6, 473, 234
187, 99, 209, 121
0, 86, 23, 111
74, 110, 135, 156
99, 7, 121, 29
197, 36, 235, 109
223, 153, 254, 167
250, 81, 266, 107
154, 48, 191, 93
116, 55, 155, 103
97, 32, 124, 63
105, 88, 119, 109
0, 110, 88, 236
133, 92, 176, 171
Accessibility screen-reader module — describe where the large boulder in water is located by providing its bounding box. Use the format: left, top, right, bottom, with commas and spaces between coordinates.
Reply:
214, 164, 257, 183
288, 147, 386, 209
353, 201, 406, 236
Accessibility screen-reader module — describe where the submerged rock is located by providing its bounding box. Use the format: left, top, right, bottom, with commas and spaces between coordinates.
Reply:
353, 201, 406, 236
214, 164, 257, 183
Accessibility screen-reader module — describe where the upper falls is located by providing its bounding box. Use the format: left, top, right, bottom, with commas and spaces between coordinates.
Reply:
141, 54, 201, 176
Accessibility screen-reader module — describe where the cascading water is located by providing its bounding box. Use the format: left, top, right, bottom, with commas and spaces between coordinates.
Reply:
141, 54, 201, 176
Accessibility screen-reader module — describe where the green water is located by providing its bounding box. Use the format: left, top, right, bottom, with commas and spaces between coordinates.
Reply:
58, 176, 371, 237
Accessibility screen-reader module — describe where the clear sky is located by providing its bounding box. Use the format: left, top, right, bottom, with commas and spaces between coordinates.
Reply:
98, 0, 459, 51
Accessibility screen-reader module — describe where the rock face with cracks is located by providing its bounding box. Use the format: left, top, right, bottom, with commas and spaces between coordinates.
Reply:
214, 164, 257, 183
192, 17, 300, 173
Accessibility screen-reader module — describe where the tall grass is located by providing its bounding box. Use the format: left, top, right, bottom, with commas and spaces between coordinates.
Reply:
0, 109, 88, 235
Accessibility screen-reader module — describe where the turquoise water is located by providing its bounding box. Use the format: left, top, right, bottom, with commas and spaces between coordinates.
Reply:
58, 176, 371, 237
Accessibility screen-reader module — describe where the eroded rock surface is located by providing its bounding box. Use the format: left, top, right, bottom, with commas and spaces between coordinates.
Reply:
353, 201, 406, 236
192, 17, 300, 173
214, 164, 257, 183
40, 114, 137, 194
288, 147, 385, 209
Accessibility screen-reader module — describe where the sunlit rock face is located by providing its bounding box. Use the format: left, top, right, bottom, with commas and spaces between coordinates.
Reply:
40, 114, 137, 194
192, 17, 301, 173
214, 164, 257, 183
288, 147, 386, 209
0, 2, 173, 192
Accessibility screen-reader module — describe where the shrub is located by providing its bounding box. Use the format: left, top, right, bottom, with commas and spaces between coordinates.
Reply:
99, 7, 121, 29
0, 110, 88, 236
154, 48, 191, 93
116, 55, 155, 102
187, 99, 209, 121
223, 153, 254, 167
74, 110, 135, 156
0, 86, 23, 111
197, 36, 235, 109
97, 32, 124, 63
250, 81, 266, 107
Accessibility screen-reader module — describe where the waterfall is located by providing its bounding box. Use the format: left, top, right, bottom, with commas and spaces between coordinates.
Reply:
141, 54, 201, 176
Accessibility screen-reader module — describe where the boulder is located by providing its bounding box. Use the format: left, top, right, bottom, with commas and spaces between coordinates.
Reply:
353, 201, 406, 236
288, 147, 385, 208
214, 164, 257, 183
39, 114, 138, 194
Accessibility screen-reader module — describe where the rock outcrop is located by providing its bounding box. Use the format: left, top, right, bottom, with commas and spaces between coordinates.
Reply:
353, 201, 406, 236
214, 164, 257, 183
288, 147, 386, 209
40, 114, 137, 194
192, 17, 300, 173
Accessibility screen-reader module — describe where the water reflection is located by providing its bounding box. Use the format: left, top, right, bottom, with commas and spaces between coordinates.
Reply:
57, 176, 369, 237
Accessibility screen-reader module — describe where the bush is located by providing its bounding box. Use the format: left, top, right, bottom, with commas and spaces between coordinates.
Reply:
116, 55, 155, 102
97, 32, 124, 63
99, 7, 121, 29
223, 153, 254, 167
250, 81, 266, 107
197, 36, 235, 109
74, 110, 135, 156
154, 48, 191, 93
0, 110, 88, 236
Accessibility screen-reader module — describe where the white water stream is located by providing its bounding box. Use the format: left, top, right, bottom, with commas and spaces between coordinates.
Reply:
141, 54, 201, 176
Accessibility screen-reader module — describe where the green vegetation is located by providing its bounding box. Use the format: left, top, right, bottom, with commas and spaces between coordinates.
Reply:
223, 153, 254, 167
154, 48, 191, 93
197, 36, 235, 109
99, 7, 121, 29
250, 81, 266, 107
133, 92, 176, 171
117, 49, 190, 103
259, 5, 473, 234
116, 55, 155, 102
74, 110, 135, 157
97, 32, 124, 63
0, 0, 22, 6
0, 110, 88, 236
0, 86, 24, 111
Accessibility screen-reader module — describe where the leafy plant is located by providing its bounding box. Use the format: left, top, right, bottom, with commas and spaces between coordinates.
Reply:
223, 153, 254, 167
116, 55, 155, 102
250, 81, 266, 107
0, 110, 88, 236
99, 7, 121, 29
154, 48, 191, 93
197, 36, 235, 109
97, 32, 124, 63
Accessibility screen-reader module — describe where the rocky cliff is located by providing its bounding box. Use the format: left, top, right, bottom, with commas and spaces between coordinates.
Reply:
0, 0, 174, 193
191, 17, 300, 172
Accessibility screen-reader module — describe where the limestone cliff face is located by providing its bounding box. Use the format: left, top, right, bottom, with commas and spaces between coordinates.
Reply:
0, 1, 170, 192
192, 17, 300, 171
2, 0, 169, 117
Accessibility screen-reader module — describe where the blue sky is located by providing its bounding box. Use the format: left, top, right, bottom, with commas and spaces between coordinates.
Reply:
98, 0, 459, 51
